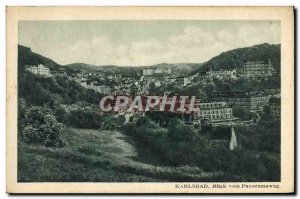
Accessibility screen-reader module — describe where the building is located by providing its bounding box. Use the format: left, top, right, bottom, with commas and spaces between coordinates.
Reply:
211, 91, 270, 110
94, 85, 111, 94
269, 96, 281, 117
175, 76, 190, 86
199, 101, 255, 127
250, 95, 271, 110
107, 73, 122, 80
207, 69, 237, 79
200, 102, 233, 120
237, 60, 273, 78
26, 64, 51, 77
195, 69, 237, 81
26, 65, 38, 74
142, 66, 171, 76
199, 101, 240, 127
80, 81, 87, 87
183, 77, 191, 86
154, 67, 171, 74
86, 81, 95, 89
142, 69, 154, 76
212, 91, 251, 108
36, 64, 51, 76
197, 71, 211, 81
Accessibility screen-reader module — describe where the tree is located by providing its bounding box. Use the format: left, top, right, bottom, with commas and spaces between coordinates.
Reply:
232, 107, 251, 119
262, 105, 271, 118
148, 82, 156, 95
204, 83, 216, 98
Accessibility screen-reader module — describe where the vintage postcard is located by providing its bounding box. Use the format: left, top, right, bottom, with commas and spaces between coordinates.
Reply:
6, 6, 294, 193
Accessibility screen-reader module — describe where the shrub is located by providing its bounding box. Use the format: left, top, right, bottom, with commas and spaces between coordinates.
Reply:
22, 106, 67, 147
68, 109, 102, 129
23, 125, 42, 143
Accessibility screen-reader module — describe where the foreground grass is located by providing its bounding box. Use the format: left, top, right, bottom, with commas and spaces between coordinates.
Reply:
18, 128, 159, 182
18, 128, 239, 182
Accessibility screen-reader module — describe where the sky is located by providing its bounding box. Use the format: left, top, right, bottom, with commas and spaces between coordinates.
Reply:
19, 20, 280, 66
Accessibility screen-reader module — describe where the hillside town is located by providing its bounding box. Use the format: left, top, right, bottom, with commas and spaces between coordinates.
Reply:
25, 59, 280, 130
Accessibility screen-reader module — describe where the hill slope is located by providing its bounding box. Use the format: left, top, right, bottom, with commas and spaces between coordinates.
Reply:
18, 43, 280, 77
18, 45, 63, 72
192, 43, 280, 74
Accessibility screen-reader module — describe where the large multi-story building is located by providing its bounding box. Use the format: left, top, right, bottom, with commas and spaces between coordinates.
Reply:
142, 69, 154, 76
211, 91, 270, 110
250, 95, 271, 110
26, 64, 51, 77
199, 101, 243, 127
212, 91, 250, 108
142, 66, 171, 76
237, 60, 273, 78
199, 102, 233, 120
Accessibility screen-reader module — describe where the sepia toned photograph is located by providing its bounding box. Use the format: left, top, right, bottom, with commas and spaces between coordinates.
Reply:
6, 6, 294, 193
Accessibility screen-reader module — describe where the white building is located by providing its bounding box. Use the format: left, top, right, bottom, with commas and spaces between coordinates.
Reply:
183, 77, 191, 86
142, 66, 171, 76
80, 81, 87, 87
207, 68, 237, 79
199, 102, 233, 120
94, 85, 111, 94
143, 69, 154, 76
26, 64, 51, 77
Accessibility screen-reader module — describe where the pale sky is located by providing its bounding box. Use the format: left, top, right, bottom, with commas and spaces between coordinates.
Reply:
19, 20, 280, 66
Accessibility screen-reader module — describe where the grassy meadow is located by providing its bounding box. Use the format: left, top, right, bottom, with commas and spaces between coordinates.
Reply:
18, 128, 237, 182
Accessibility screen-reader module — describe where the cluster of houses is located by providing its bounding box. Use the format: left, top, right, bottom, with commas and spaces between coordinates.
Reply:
25, 61, 280, 127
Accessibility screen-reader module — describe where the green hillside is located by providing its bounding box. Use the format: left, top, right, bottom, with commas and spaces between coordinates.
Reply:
18, 45, 62, 72
192, 43, 281, 74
